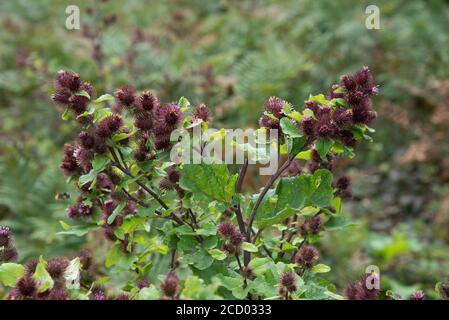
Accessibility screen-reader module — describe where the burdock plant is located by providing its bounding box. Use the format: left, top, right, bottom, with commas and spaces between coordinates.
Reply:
0, 67, 402, 300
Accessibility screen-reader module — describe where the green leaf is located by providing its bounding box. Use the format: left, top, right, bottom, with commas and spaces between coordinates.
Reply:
285, 136, 308, 155
112, 131, 134, 143
105, 243, 122, 268
241, 242, 258, 253
138, 285, 161, 300
61, 108, 70, 120
107, 202, 126, 225
32, 256, 54, 293
248, 258, 272, 276
57, 222, 99, 237
310, 169, 333, 207
184, 248, 214, 270
316, 138, 334, 160
94, 93, 114, 103
310, 264, 331, 273
75, 90, 90, 99
324, 214, 358, 230
180, 164, 236, 204
280, 118, 302, 137
208, 249, 227, 260
0, 263, 25, 287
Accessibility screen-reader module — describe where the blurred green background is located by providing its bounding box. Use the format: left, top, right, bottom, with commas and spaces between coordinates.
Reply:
1, 0, 448, 298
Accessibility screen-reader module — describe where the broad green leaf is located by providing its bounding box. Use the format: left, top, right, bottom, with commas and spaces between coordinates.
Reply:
94, 93, 114, 103
138, 285, 161, 300
280, 118, 302, 137
310, 264, 331, 273
0, 263, 25, 287
32, 256, 54, 293
241, 242, 258, 253
248, 258, 272, 276
180, 164, 236, 204
316, 138, 334, 160
208, 249, 227, 260
324, 214, 358, 230
184, 248, 214, 270
310, 169, 333, 207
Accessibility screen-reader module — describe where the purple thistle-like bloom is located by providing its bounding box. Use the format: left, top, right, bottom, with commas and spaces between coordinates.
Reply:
336, 176, 351, 191
90, 286, 107, 300
280, 272, 296, 293
217, 221, 237, 239
79, 131, 95, 149
259, 115, 281, 130
96, 172, 114, 191
96, 114, 123, 138
294, 245, 319, 268
161, 271, 179, 298
136, 91, 158, 112
0, 226, 11, 247
301, 117, 316, 136
300, 216, 322, 236
46, 257, 70, 280
192, 103, 210, 122
137, 279, 150, 289
264, 96, 285, 119
16, 276, 36, 297
115, 86, 136, 108
157, 103, 182, 127
134, 112, 153, 131
73, 145, 93, 172
153, 135, 171, 151
1, 245, 18, 262
60, 144, 79, 177
345, 274, 379, 300
167, 168, 181, 183
51, 88, 72, 105
229, 231, 245, 247
47, 287, 69, 300
410, 291, 425, 300
56, 70, 81, 92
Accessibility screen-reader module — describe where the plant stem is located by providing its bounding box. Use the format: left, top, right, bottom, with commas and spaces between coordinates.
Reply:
244, 154, 295, 265
234, 158, 248, 234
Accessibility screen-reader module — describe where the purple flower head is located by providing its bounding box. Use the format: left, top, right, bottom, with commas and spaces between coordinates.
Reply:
96, 172, 114, 191
137, 279, 150, 289
192, 103, 210, 122
1, 245, 18, 262
16, 276, 36, 297
410, 291, 425, 300
301, 117, 316, 136
159, 103, 182, 127
79, 131, 95, 149
90, 286, 107, 300
217, 221, 237, 239
161, 271, 179, 298
294, 245, 319, 268
46, 257, 70, 280
96, 114, 123, 138
136, 91, 158, 112
229, 231, 245, 247
115, 86, 136, 108
73, 145, 93, 172
0, 226, 11, 247
345, 274, 379, 300
264, 96, 285, 119
60, 144, 79, 177
52, 88, 72, 105
134, 112, 153, 131
47, 287, 69, 300
280, 272, 296, 293
259, 115, 281, 131
56, 70, 81, 92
